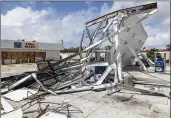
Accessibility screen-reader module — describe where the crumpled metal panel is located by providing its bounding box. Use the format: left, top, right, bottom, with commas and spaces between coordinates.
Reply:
118, 15, 148, 66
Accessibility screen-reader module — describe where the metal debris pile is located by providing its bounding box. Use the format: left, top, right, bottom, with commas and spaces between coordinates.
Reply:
1, 91, 83, 118
1, 2, 170, 118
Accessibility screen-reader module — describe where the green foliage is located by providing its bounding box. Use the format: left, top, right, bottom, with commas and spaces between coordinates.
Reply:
146, 48, 160, 62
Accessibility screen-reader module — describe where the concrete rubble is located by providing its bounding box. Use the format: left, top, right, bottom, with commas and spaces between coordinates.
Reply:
1, 2, 170, 118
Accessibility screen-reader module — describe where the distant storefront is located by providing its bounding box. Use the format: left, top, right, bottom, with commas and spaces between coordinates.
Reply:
142, 50, 170, 63
1, 39, 64, 64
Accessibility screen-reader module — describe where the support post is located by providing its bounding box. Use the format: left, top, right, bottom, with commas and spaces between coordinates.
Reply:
9, 73, 34, 90
95, 65, 112, 85
126, 42, 147, 71
79, 30, 85, 58
140, 52, 154, 66
113, 19, 123, 82
164, 52, 166, 72
86, 27, 93, 46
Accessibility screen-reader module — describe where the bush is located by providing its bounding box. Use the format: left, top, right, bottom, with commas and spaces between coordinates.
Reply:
146, 48, 161, 62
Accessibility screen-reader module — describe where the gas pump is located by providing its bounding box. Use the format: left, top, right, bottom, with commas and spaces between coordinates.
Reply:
94, 66, 106, 81
94, 51, 107, 81
154, 52, 166, 72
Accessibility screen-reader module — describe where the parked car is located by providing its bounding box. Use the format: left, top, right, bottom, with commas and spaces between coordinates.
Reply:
35, 57, 43, 62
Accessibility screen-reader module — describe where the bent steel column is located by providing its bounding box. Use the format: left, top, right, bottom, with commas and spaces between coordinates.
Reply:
113, 19, 123, 82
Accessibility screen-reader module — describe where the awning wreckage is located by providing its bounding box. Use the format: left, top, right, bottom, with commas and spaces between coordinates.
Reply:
1, 2, 170, 118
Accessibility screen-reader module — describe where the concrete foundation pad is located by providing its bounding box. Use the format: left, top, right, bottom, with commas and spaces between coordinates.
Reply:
151, 104, 170, 116
42, 94, 79, 103
69, 97, 103, 118
1, 63, 170, 118
86, 104, 148, 118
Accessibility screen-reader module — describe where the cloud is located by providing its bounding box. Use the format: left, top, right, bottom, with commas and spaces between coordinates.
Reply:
85, 1, 93, 7
1, 1, 170, 49
1, 6, 100, 47
100, 1, 170, 49
100, 1, 136, 16
143, 24, 169, 47
21, 1, 37, 8
140, 2, 170, 48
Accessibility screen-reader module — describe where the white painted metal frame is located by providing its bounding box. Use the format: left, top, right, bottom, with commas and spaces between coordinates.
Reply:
113, 19, 123, 82
93, 8, 157, 85
7, 3, 159, 97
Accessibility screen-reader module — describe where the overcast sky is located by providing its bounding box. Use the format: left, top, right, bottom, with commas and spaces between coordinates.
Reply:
1, 1, 170, 49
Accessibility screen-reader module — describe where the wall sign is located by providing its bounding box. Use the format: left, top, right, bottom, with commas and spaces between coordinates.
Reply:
24, 43, 36, 48
14, 42, 38, 49
14, 42, 22, 48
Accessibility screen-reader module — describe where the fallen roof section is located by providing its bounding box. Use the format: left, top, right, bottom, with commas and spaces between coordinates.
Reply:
85, 2, 157, 27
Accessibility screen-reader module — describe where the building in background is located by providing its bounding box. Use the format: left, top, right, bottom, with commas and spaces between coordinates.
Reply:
1, 39, 64, 64
142, 50, 170, 63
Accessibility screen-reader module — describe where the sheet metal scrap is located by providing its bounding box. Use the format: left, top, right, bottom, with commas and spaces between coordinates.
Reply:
1, 97, 23, 118
22, 100, 83, 118
3, 88, 38, 102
